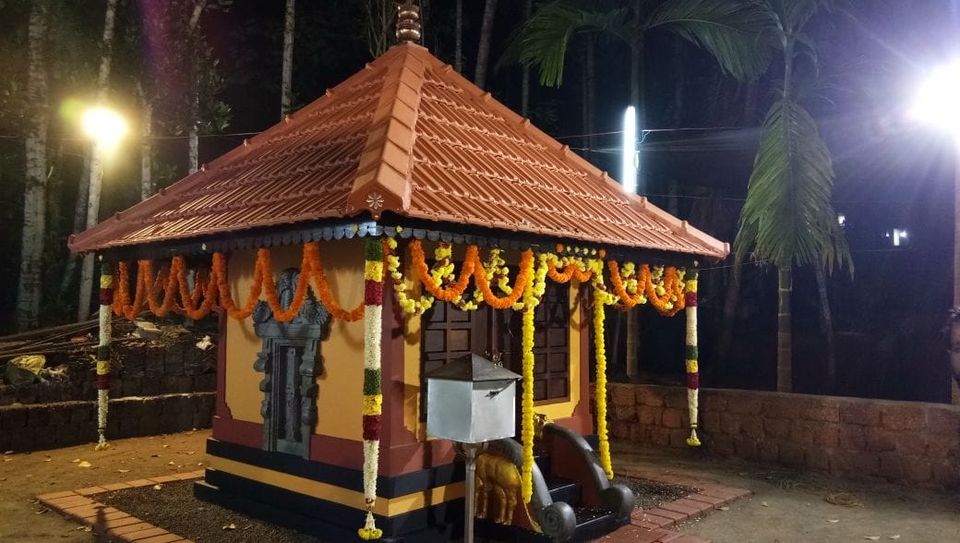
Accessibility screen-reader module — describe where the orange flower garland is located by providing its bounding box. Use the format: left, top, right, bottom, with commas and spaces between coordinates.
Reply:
112, 242, 367, 323
472, 250, 533, 309
607, 260, 645, 309
408, 240, 477, 302
546, 255, 593, 284
644, 265, 686, 317
407, 240, 534, 310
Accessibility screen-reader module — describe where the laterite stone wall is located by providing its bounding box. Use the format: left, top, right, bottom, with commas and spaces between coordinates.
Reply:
608, 384, 960, 488
0, 392, 215, 452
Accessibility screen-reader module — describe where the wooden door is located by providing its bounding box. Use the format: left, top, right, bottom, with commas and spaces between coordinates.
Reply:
501, 282, 571, 402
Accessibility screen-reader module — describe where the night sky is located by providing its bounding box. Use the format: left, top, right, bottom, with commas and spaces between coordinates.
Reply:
2, 0, 959, 401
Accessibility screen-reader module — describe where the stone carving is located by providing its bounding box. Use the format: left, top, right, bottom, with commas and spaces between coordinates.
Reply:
253, 268, 329, 458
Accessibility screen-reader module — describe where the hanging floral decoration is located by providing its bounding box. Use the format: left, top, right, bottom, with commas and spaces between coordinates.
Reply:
406, 240, 534, 310
546, 253, 594, 285
112, 242, 367, 323
684, 267, 701, 447
95, 264, 113, 451
359, 237, 385, 541
385, 238, 434, 317
519, 253, 550, 503
588, 259, 616, 480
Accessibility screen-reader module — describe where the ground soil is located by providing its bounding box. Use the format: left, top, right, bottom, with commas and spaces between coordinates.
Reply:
4, 431, 958, 542
613, 476, 693, 510
94, 470, 684, 542
97, 480, 327, 543
615, 443, 960, 543
0, 430, 212, 542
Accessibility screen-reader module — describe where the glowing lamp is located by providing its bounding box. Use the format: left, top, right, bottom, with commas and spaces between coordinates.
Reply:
911, 60, 960, 136
622, 106, 638, 195
81, 106, 128, 152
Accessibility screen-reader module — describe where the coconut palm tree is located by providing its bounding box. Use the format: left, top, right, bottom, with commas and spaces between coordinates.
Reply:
734, 0, 852, 392
504, 0, 772, 97
504, 0, 773, 377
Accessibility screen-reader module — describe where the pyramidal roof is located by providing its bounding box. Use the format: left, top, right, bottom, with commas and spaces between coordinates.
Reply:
70, 43, 728, 259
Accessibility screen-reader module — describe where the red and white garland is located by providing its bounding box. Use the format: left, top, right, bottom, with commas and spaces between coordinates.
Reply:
684, 268, 701, 447
359, 237, 385, 540
95, 261, 113, 450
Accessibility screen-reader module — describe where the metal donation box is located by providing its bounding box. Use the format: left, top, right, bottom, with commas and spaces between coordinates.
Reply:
425, 353, 521, 443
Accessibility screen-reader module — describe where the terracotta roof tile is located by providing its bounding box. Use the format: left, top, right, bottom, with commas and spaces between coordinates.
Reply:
70, 43, 728, 259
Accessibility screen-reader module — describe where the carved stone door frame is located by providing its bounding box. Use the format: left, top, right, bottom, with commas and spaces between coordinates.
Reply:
252, 268, 329, 459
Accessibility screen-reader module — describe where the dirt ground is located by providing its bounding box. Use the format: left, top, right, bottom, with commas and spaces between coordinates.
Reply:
0, 430, 211, 542
615, 443, 960, 543
3, 431, 958, 542
97, 480, 327, 543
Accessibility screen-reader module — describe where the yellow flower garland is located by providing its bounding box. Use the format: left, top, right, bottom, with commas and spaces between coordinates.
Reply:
520, 281, 537, 503
590, 265, 615, 480
385, 238, 435, 317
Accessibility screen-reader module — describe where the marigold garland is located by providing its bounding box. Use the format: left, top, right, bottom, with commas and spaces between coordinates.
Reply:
112, 242, 367, 323
407, 240, 534, 310
385, 238, 434, 317
519, 273, 537, 503
590, 263, 615, 480
645, 265, 687, 317
515, 253, 550, 504
546, 254, 593, 284
409, 240, 477, 302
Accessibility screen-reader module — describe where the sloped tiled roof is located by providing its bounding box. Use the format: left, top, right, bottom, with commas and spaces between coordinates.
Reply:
70, 44, 728, 259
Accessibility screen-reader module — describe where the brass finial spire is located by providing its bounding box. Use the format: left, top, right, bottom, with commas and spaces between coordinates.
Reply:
396, 1, 421, 44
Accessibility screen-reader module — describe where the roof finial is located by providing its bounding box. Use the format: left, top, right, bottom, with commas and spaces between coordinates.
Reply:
395, 1, 421, 45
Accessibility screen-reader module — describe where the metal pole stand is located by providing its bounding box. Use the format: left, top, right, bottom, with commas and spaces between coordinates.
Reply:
455, 441, 485, 543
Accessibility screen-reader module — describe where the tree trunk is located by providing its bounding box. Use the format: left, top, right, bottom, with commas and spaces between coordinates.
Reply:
473, 0, 498, 88
77, 0, 118, 322
717, 256, 742, 365
454, 0, 463, 73
630, 0, 644, 194
814, 264, 837, 393
281, 0, 296, 117
777, 266, 793, 392
520, 0, 532, 117
137, 83, 153, 200
187, 0, 207, 175
61, 151, 90, 297
581, 36, 595, 161
630, 0, 643, 108
16, 0, 50, 331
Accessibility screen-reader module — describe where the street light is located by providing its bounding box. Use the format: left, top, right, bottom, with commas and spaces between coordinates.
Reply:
621, 106, 638, 195
77, 105, 127, 321
911, 59, 960, 403
81, 106, 128, 154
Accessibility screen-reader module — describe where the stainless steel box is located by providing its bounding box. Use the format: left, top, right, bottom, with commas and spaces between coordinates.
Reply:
425, 353, 521, 444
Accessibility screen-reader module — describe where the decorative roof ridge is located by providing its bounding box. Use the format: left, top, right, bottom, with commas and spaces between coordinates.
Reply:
347, 43, 430, 218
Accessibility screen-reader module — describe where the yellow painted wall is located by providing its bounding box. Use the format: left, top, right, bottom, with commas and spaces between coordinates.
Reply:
224, 239, 366, 441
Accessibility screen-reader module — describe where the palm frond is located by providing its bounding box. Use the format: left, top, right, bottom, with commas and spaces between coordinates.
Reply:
500, 0, 632, 87
734, 97, 852, 273
645, 0, 775, 82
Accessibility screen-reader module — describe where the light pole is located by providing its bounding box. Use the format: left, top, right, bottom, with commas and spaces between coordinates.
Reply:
77, 106, 127, 321
911, 60, 960, 403
622, 106, 640, 380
